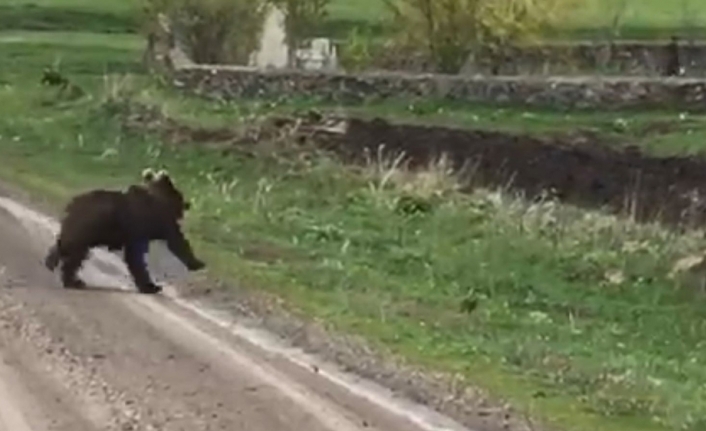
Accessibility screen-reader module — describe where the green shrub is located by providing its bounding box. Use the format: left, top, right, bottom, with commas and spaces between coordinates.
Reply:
339, 27, 376, 72
383, 0, 573, 73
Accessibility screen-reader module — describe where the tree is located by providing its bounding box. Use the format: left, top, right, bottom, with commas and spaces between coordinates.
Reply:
383, 0, 573, 74
141, 0, 268, 65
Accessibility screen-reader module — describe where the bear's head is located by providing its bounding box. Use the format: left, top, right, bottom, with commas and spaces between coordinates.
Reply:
141, 168, 191, 220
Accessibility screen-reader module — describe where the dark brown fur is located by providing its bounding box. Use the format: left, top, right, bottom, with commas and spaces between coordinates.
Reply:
44, 169, 204, 293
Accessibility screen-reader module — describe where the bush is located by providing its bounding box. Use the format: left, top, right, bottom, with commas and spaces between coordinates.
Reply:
338, 27, 376, 72
383, 0, 572, 74
141, 0, 267, 65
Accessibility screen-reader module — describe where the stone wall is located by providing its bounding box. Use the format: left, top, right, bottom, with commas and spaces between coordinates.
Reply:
152, 20, 706, 111
171, 63, 706, 111
367, 40, 706, 77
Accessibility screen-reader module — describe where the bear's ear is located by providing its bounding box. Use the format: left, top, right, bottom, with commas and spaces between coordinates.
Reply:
155, 169, 170, 182
142, 168, 156, 182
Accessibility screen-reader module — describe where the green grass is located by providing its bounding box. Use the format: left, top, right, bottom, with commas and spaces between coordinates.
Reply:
0, 30, 143, 50
0, 0, 139, 34
563, 0, 706, 40
328, 0, 706, 40
3, 32, 706, 431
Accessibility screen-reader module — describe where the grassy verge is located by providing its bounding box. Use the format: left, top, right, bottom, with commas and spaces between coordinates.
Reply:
3, 34, 706, 431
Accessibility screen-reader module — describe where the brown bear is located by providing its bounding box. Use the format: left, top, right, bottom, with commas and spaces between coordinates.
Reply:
44, 168, 205, 294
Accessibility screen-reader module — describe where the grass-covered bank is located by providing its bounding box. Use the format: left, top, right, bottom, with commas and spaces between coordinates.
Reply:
4, 45, 706, 431
148, 87, 706, 157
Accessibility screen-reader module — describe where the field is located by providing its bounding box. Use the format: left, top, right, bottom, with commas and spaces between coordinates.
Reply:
4, 0, 706, 431
325, 0, 706, 40
3, 0, 706, 40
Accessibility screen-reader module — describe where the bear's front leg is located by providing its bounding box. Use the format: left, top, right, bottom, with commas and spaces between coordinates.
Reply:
163, 225, 205, 271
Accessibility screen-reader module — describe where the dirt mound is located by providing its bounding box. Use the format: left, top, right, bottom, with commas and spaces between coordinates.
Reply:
314, 117, 706, 228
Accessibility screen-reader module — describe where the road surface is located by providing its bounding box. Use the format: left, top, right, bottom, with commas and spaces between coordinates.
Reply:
0, 191, 473, 431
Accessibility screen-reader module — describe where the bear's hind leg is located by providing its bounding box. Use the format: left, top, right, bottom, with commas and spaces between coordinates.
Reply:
60, 248, 88, 289
124, 241, 161, 294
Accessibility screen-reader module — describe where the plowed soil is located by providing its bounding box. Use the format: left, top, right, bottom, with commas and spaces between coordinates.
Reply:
319, 117, 706, 228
